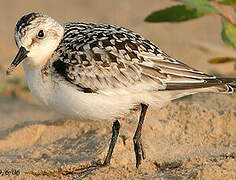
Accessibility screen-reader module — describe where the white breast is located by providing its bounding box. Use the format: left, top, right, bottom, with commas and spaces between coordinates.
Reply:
22, 62, 136, 121
23, 63, 53, 106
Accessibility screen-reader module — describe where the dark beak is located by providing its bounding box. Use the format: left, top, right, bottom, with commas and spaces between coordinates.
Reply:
6, 46, 29, 75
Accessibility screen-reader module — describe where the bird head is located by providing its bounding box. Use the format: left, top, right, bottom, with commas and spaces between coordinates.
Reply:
7, 12, 64, 74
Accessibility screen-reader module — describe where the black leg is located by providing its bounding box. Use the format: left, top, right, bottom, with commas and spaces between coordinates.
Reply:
133, 103, 149, 168
103, 120, 120, 166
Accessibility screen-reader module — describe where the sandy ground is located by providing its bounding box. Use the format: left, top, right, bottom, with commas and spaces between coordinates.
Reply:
0, 0, 236, 179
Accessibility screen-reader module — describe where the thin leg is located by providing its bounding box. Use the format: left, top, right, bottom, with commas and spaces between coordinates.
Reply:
103, 120, 120, 166
133, 103, 149, 168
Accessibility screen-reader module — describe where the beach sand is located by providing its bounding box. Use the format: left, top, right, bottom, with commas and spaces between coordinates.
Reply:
0, 0, 236, 179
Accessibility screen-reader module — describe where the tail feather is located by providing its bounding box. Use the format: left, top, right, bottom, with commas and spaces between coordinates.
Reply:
217, 78, 236, 93
217, 77, 236, 87
166, 77, 236, 93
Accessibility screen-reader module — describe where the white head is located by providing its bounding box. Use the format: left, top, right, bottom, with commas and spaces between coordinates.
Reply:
7, 12, 64, 74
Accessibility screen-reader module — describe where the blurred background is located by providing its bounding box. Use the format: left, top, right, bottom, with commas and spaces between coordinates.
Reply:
1, 0, 236, 102
0, 1, 236, 179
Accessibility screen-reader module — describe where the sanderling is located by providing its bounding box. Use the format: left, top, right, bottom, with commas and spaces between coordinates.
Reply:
7, 12, 236, 168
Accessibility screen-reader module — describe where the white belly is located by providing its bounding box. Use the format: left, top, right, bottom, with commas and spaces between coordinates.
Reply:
23, 65, 136, 121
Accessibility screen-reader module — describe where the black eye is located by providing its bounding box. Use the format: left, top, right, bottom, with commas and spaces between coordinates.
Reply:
37, 30, 44, 38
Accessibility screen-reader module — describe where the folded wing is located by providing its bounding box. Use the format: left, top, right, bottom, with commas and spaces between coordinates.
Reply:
51, 22, 235, 94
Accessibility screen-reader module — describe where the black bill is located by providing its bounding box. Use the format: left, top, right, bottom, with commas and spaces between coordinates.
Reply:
6, 46, 29, 75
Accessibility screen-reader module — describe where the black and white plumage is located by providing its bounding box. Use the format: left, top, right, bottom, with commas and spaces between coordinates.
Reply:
52, 22, 233, 93
7, 12, 236, 168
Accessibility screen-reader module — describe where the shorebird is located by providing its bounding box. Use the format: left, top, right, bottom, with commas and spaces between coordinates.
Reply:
7, 12, 236, 168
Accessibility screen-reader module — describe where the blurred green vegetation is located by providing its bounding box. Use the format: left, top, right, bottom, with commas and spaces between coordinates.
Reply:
145, 0, 236, 69
0, 76, 29, 95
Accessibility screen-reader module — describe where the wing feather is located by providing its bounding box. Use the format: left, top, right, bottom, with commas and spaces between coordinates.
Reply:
51, 22, 231, 93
